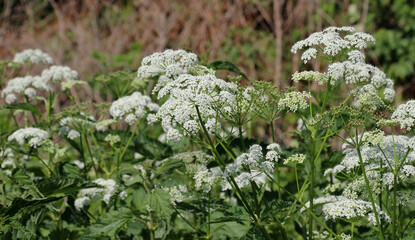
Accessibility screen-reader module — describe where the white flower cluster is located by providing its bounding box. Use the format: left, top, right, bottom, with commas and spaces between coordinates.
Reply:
13, 49, 54, 65
1, 76, 49, 104
1, 148, 17, 176
220, 143, 282, 191
391, 100, 415, 130
74, 178, 117, 211
164, 185, 188, 204
137, 49, 198, 80
59, 114, 96, 140
292, 71, 330, 85
193, 165, 222, 193
328, 54, 395, 104
326, 134, 415, 203
291, 26, 374, 62
41, 66, 78, 82
321, 196, 390, 225
278, 91, 311, 112
154, 74, 237, 142
291, 27, 395, 106
8, 127, 48, 148
283, 153, 306, 164
2, 51, 81, 104
110, 92, 159, 125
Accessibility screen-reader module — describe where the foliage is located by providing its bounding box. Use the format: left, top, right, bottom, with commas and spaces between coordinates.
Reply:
1, 26, 415, 240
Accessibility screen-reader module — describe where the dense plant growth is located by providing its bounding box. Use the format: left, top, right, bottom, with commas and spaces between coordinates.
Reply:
1, 26, 415, 239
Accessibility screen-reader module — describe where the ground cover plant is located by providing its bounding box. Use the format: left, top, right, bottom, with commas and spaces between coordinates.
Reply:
1, 26, 415, 239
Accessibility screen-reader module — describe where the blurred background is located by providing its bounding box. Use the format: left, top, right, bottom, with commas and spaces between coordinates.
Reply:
1, 0, 415, 97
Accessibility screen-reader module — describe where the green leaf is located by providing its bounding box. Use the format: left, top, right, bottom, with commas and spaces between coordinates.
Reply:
133, 135, 173, 160
34, 177, 97, 196
118, 166, 144, 186
80, 208, 134, 239
145, 189, 174, 225
5, 103, 42, 116
154, 158, 184, 177
0, 197, 62, 222
207, 60, 249, 80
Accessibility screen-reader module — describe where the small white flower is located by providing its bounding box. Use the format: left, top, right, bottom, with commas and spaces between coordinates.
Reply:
74, 196, 90, 211
73, 160, 85, 169
67, 129, 80, 140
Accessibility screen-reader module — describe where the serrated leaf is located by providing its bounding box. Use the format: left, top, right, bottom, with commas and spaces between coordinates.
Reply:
201, 216, 249, 226
0, 197, 62, 222
34, 177, 96, 196
5, 103, 42, 116
207, 60, 249, 80
154, 158, 184, 176
146, 189, 174, 225
80, 208, 134, 239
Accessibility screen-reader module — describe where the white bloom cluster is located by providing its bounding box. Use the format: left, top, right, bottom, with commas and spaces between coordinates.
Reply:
59, 114, 95, 140
326, 134, 415, 203
73, 159, 85, 169
278, 91, 311, 112
193, 165, 222, 193
104, 134, 121, 147
137, 49, 198, 79
8, 127, 48, 148
320, 196, 390, 225
1, 148, 16, 176
154, 74, 237, 142
220, 143, 282, 191
1, 76, 49, 104
2, 58, 82, 104
292, 27, 395, 106
291, 26, 374, 62
292, 71, 330, 85
13, 49, 54, 65
329, 59, 395, 104
283, 153, 306, 164
165, 185, 188, 204
391, 100, 415, 130
41, 66, 78, 82
110, 92, 159, 125
75, 178, 117, 210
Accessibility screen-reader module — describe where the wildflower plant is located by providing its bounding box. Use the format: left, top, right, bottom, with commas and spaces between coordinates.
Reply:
1, 27, 415, 240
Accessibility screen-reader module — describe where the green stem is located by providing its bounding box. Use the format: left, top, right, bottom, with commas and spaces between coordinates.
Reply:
83, 132, 99, 178
392, 173, 397, 240
0, 169, 7, 207
195, 106, 271, 240
356, 141, 384, 239
207, 192, 211, 239
308, 141, 315, 240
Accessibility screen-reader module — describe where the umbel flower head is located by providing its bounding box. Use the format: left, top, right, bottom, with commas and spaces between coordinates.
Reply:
291, 26, 375, 63
292, 26, 395, 108
325, 134, 415, 203
154, 73, 237, 142
110, 91, 159, 125
8, 127, 48, 148
391, 100, 415, 130
1, 76, 49, 104
13, 49, 54, 65
303, 196, 391, 225
137, 49, 198, 80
